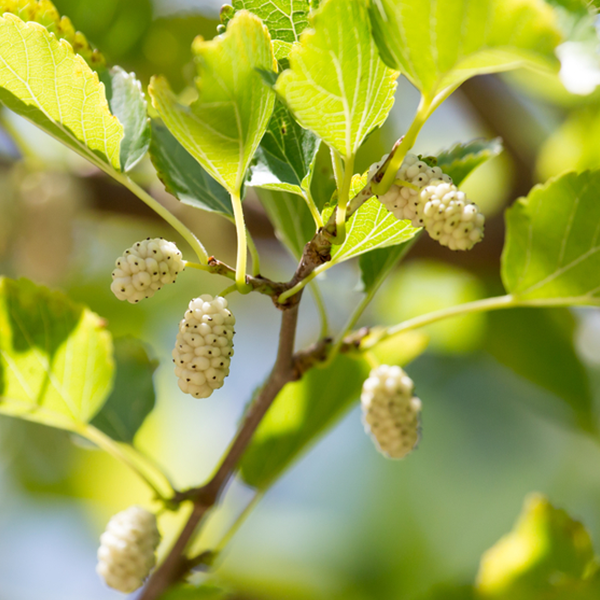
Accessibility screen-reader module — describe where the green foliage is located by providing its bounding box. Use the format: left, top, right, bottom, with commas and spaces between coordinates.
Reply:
248, 100, 320, 196
149, 11, 277, 197
502, 170, 600, 304
0, 14, 123, 170
221, 0, 311, 60
0, 0, 106, 69
476, 494, 596, 599
484, 307, 594, 432
101, 67, 150, 172
369, 0, 562, 99
240, 354, 371, 490
436, 138, 503, 186
150, 121, 232, 217
161, 583, 230, 599
90, 337, 157, 443
359, 241, 415, 294
259, 190, 316, 258
275, 0, 398, 160
0, 278, 114, 431
326, 174, 420, 264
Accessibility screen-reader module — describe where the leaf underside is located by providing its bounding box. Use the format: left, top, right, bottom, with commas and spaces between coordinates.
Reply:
436, 138, 503, 186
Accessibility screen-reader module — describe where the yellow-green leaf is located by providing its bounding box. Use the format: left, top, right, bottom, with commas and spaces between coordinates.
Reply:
149, 11, 277, 196
0, 278, 114, 431
477, 494, 596, 599
369, 0, 562, 99
276, 0, 398, 159
0, 0, 106, 69
0, 14, 123, 170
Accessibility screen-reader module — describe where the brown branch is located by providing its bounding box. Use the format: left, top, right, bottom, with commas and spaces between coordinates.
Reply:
138, 304, 301, 600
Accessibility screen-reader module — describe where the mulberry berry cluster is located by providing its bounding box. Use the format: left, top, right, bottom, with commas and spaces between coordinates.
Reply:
110, 238, 185, 303
96, 506, 161, 594
361, 365, 422, 459
369, 153, 484, 250
172, 295, 235, 399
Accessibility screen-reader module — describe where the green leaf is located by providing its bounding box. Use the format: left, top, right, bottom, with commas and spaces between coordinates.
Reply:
0, 14, 123, 171
150, 120, 233, 217
327, 174, 420, 264
484, 307, 594, 432
90, 337, 157, 443
502, 170, 600, 304
476, 494, 596, 599
149, 11, 277, 196
248, 99, 320, 196
0, 278, 114, 431
221, 0, 310, 60
101, 67, 150, 172
369, 0, 562, 99
275, 0, 398, 160
359, 241, 416, 294
258, 189, 316, 258
436, 138, 503, 187
240, 354, 370, 490
0, 0, 106, 69
161, 584, 230, 600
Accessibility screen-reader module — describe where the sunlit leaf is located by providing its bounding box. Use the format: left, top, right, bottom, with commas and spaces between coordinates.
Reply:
102, 67, 150, 172
476, 494, 596, 599
485, 307, 594, 433
502, 170, 600, 304
248, 100, 320, 196
150, 120, 232, 217
327, 174, 419, 264
90, 337, 157, 444
221, 0, 310, 60
276, 0, 398, 159
436, 138, 503, 186
0, 278, 114, 431
0, 0, 106, 69
149, 11, 277, 196
369, 0, 562, 98
0, 14, 123, 170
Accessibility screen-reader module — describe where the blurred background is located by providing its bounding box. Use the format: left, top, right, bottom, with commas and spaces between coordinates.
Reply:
1, 0, 600, 598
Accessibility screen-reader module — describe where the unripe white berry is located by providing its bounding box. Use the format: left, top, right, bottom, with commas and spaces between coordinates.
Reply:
361, 365, 421, 459
110, 238, 185, 303
173, 295, 235, 399
96, 506, 160, 594
369, 154, 484, 251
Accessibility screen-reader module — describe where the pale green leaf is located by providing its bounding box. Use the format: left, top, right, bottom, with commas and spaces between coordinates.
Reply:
327, 174, 419, 264
222, 0, 310, 60
436, 138, 503, 186
258, 189, 316, 258
0, 14, 123, 170
240, 354, 370, 490
276, 0, 398, 159
0, 278, 114, 431
477, 494, 595, 598
248, 100, 320, 196
502, 170, 600, 304
90, 337, 157, 443
150, 120, 233, 216
369, 0, 562, 98
149, 11, 277, 196
101, 67, 150, 172
0, 0, 106, 69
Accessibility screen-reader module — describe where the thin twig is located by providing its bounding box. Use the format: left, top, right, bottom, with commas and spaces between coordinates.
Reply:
138, 304, 301, 600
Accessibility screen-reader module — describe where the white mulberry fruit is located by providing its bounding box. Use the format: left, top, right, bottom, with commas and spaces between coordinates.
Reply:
110, 238, 185, 303
173, 295, 235, 399
361, 365, 421, 459
96, 506, 161, 594
416, 180, 485, 251
370, 154, 484, 250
